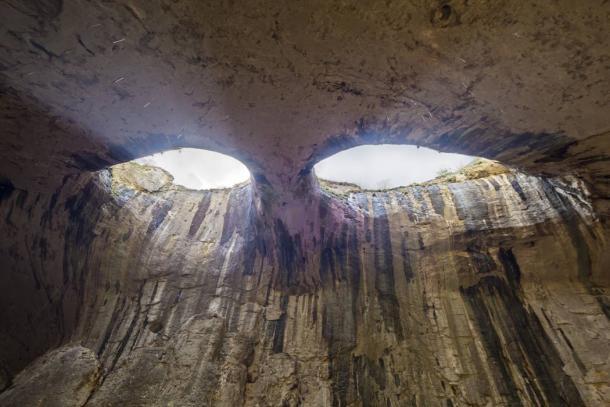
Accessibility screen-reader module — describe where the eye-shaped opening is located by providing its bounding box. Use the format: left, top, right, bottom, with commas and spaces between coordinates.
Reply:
313, 144, 481, 190
117, 148, 251, 190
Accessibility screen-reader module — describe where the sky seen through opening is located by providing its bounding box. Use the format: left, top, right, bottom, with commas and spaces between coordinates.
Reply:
134, 145, 476, 190
314, 144, 476, 189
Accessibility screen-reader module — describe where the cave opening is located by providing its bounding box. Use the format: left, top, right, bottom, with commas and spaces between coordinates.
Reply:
313, 144, 481, 190
131, 148, 251, 190
0, 1, 609, 405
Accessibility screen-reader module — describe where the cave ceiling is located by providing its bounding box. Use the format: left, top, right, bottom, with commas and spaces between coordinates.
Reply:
0, 0, 609, 193
1, 4, 610, 404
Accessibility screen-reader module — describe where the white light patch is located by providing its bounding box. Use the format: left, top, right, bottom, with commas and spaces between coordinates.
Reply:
314, 144, 476, 189
135, 148, 250, 190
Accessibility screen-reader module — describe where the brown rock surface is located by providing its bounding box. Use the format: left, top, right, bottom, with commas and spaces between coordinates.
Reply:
0, 164, 608, 405
0, 1, 609, 406
0, 2, 609, 203
0, 346, 100, 407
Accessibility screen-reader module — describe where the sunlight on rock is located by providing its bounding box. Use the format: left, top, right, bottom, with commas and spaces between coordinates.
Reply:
135, 148, 250, 190
314, 144, 477, 189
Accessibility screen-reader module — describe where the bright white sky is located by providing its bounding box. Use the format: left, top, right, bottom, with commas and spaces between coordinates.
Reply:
135, 148, 250, 189
134, 145, 475, 190
314, 144, 475, 189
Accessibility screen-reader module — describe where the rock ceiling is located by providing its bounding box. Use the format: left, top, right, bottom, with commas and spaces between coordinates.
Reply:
1, 3, 610, 405
1, 0, 609, 196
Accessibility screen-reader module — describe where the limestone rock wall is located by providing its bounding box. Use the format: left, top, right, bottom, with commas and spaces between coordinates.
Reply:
0, 346, 100, 407
0, 165, 608, 406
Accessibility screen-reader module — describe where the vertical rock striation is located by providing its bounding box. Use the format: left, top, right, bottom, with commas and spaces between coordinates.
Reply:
0, 163, 608, 406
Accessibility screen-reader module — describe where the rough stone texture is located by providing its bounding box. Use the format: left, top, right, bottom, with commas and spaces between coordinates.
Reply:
111, 162, 174, 193
0, 346, 100, 407
0, 1, 609, 221
0, 163, 607, 406
1, 1, 610, 406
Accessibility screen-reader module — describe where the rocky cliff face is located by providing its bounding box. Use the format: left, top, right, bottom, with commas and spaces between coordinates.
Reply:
0, 163, 607, 406
1, 1, 609, 405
